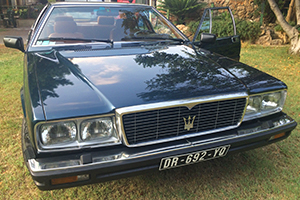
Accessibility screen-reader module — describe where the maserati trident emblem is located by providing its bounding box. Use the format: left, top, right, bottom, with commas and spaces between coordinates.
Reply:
183, 116, 196, 131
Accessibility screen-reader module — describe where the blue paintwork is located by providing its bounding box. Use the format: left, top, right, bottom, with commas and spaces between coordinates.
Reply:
204, 53, 287, 94
26, 44, 286, 121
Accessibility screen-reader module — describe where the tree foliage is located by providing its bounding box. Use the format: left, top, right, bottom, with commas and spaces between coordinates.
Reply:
134, 50, 241, 102
157, 0, 206, 24
254, 0, 289, 24
267, 0, 300, 55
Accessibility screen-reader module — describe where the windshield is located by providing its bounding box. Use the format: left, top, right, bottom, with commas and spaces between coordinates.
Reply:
36, 5, 186, 46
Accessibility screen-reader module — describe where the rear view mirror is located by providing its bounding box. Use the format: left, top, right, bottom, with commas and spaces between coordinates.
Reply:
3, 36, 25, 52
200, 33, 216, 43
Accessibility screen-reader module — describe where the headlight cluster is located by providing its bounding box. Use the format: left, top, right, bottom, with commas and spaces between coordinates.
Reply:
38, 116, 120, 149
40, 122, 76, 146
81, 118, 114, 142
244, 90, 287, 121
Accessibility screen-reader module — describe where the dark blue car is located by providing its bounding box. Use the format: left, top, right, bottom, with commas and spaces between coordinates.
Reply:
3, 2, 297, 190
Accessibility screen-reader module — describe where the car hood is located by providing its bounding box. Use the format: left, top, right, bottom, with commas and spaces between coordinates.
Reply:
28, 44, 285, 120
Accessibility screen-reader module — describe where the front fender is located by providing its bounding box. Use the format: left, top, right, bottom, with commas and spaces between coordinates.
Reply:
20, 86, 26, 118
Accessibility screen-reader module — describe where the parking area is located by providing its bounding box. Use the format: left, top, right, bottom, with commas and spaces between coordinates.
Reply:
0, 19, 34, 44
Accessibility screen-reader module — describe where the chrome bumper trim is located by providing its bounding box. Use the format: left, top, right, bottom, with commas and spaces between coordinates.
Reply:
28, 115, 294, 173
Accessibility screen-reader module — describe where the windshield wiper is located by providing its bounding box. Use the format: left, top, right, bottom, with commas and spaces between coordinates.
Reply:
38, 37, 114, 46
51, 45, 93, 51
129, 36, 185, 43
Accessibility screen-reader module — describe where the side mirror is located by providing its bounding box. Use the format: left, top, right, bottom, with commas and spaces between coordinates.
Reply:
200, 33, 216, 44
3, 36, 25, 52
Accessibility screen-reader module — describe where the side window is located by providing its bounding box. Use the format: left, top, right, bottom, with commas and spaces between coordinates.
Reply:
146, 11, 161, 33
136, 15, 148, 31
145, 11, 177, 38
198, 11, 210, 35
193, 11, 209, 41
193, 7, 236, 42
210, 9, 235, 38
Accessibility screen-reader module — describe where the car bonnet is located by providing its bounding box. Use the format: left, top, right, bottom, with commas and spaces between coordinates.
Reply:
30, 44, 248, 120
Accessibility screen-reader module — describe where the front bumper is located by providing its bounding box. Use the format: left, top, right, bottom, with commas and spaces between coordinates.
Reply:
27, 112, 297, 190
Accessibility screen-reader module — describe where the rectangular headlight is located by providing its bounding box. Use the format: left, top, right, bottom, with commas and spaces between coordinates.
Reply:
244, 90, 287, 121
37, 115, 120, 151
39, 122, 77, 147
80, 117, 119, 145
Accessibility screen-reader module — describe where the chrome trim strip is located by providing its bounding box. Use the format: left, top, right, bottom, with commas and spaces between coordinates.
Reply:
116, 92, 248, 147
248, 89, 287, 97
30, 6, 54, 47
28, 117, 295, 173
34, 52, 59, 63
116, 92, 248, 114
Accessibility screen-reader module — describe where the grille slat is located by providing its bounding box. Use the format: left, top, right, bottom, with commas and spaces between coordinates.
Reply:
122, 98, 246, 145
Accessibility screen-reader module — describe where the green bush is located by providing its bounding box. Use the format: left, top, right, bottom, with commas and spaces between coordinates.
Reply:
236, 20, 261, 42
187, 20, 200, 34
157, 0, 206, 25
15, 5, 45, 19
18, 9, 28, 19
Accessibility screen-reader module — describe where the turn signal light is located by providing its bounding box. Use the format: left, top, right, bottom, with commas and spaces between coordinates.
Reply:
269, 132, 286, 141
51, 176, 77, 185
51, 174, 89, 185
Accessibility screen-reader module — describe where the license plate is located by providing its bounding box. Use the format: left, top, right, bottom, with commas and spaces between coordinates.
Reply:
159, 145, 230, 170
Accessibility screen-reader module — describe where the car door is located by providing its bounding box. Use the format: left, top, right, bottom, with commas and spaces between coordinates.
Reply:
192, 7, 241, 61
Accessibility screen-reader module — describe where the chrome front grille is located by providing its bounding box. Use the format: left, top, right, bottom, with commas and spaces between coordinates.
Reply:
121, 97, 247, 146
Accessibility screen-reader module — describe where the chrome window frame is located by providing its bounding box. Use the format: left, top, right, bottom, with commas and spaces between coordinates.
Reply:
30, 3, 188, 48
